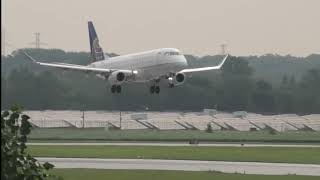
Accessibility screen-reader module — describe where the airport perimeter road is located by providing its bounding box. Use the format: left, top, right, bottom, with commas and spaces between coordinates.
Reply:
29, 142, 320, 148
37, 158, 320, 176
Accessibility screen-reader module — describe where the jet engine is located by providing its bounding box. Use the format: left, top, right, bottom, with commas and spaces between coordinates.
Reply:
108, 71, 127, 85
168, 72, 186, 87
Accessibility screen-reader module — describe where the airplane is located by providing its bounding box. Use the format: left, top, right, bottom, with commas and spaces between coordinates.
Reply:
24, 21, 229, 94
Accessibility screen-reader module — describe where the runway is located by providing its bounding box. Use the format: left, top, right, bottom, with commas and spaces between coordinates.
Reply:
37, 158, 320, 176
29, 142, 320, 148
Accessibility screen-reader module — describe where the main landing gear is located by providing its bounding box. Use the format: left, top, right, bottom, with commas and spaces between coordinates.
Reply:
150, 85, 160, 94
111, 85, 122, 93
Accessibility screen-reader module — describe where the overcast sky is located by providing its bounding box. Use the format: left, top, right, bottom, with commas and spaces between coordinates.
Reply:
2, 0, 320, 56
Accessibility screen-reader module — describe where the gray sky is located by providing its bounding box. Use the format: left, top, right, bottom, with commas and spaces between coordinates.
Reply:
2, 0, 320, 56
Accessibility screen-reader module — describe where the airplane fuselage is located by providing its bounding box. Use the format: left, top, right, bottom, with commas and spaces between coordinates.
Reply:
89, 48, 188, 82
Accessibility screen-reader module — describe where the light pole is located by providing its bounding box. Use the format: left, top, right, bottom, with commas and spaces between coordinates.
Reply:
119, 111, 122, 129
81, 105, 85, 128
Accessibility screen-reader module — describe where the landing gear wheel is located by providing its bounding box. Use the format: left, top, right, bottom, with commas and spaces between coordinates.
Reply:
150, 86, 155, 94
111, 85, 116, 93
155, 86, 160, 94
116, 85, 122, 93
169, 83, 174, 88
111, 85, 122, 93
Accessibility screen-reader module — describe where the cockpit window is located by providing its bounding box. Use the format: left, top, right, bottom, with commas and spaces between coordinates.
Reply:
164, 51, 180, 56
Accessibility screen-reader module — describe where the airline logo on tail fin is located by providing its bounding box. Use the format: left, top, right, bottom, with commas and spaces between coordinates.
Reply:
88, 21, 105, 61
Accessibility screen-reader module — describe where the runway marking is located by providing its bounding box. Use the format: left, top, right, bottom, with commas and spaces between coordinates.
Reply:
37, 158, 320, 176
28, 142, 320, 148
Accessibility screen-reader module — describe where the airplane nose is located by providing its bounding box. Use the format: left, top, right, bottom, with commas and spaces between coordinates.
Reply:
181, 55, 188, 66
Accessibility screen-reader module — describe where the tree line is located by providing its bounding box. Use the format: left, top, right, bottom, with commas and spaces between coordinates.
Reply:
1, 49, 320, 114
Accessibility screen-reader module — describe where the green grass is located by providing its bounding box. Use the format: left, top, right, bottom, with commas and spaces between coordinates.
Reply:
28, 145, 320, 164
50, 169, 319, 180
29, 128, 320, 143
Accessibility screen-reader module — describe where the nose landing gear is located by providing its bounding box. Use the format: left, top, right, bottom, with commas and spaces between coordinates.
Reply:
150, 85, 160, 94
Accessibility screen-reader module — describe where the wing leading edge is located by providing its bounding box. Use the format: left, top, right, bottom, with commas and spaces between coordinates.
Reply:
22, 51, 133, 74
179, 54, 229, 73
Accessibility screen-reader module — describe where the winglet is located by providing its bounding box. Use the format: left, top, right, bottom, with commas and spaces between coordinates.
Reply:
179, 54, 229, 73
217, 54, 229, 69
22, 51, 39, 63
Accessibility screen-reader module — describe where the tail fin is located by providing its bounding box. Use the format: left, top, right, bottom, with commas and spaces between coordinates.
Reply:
88, 21, 105, 61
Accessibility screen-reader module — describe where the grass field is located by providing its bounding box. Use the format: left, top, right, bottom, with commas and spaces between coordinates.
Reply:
29, 128, 320, 143
28, 145, 320, 164
50, 169, 319, 180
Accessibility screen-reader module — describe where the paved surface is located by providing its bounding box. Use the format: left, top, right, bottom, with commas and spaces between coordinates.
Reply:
29, 142, 320, 148
37, 158, 320, 176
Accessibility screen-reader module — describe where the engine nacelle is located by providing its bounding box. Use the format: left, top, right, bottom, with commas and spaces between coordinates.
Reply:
175, 73, 186, 84
108, 71, 127, 85
168, 72, 186, 86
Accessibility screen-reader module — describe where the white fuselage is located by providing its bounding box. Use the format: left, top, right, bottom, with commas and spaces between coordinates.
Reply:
89, 48, 188, 82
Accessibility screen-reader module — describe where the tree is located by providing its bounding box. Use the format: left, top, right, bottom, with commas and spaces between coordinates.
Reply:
281, 75, 288, 86
252, 80, 275, 113
289, 76, 296, 88
295, 69, 320, 113
2, 49, 320, 113
217, 56, 254, 111
275, 75, 296, 113
1, 105, 55, 180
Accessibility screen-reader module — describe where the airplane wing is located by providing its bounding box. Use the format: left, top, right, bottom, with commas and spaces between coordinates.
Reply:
23, 51, 133, 75
179, 54, 229, 73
